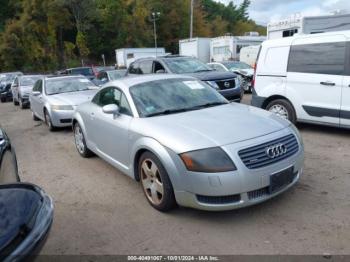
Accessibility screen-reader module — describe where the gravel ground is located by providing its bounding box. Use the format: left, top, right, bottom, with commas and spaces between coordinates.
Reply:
0, 94, 349, 255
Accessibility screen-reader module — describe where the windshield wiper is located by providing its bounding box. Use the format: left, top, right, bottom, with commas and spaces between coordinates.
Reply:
194, 69, 213, 73
187, 101, 228, 110
146, 108, 191, 117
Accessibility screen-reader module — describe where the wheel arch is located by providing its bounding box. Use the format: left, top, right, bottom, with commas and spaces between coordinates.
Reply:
262, 95, 298, 121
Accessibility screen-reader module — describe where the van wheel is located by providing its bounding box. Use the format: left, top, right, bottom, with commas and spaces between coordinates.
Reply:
266, 99, 296, 124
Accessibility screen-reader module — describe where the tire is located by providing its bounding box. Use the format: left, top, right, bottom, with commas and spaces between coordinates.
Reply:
266, 99, 296, 124
44, 109, 56, 131
73, 122, 94, 158
19, 97, 26, 109
138, 151, 176, 212
32, 111, 40, 121
13, 97, 19, 106
1, 97, 6, 103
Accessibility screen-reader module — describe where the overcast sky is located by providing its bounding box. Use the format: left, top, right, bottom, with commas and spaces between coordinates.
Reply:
217, 0, 350, 25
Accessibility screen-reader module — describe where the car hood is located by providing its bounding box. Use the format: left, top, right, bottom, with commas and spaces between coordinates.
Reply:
132, 103, 291, 153
232, 68, 254, 76
185, 71, 237, 81
48, 89, 97, 106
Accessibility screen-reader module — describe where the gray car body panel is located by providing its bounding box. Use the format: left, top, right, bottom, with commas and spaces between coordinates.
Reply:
74, 74, 304, 211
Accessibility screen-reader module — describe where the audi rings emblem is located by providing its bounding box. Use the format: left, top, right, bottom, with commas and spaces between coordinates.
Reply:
265, 143, 287, 158
224, 81, 230, 88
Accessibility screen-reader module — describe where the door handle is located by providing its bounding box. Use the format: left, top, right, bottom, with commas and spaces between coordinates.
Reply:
320, 81, 335, 86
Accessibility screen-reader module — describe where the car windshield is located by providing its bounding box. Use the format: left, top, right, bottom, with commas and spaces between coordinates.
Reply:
223, 62, 252, 70
130, 78, 228, 117
46, 77, 95, 95
20, 76, 42, 86
70, 68, 94, 76
163, 57, 213, 74
108, 70, 126, 80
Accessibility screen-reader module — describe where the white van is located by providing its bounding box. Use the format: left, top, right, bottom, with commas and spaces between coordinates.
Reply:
252, 30, 350, 128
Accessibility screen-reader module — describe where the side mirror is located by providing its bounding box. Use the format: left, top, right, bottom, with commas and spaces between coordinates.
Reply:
102, 104, 120, 115
32, 91, 41, 96
155, 69, 165, 74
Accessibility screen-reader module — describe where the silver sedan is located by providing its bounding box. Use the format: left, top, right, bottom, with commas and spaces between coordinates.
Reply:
29, 75, 98, 131
73, 74, 304, 211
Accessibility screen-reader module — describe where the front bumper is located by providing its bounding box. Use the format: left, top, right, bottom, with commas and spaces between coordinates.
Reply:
50, 109, 74, 127
166, 128, 304, 211
218, 87, 241, 102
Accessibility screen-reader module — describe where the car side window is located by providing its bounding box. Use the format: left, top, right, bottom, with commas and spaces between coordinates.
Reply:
139, 60, 153, 74
128, 62, 141, 74
93, 87, 132, 116
153, 61, 166, 73
33, 80, 43, 93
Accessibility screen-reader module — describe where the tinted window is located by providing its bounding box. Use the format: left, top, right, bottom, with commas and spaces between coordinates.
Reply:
33, 80, 43, 93
139, 61, 153, 74
93, 87, 132, 116
288, 42, 346, 75
128, 62, 140, 74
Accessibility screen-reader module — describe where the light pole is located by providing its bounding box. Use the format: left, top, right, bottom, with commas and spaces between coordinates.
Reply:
151, 12, 161, 57
190, 0, 194, 39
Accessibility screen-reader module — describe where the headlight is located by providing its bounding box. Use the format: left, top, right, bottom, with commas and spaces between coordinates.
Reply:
180, 147, 236, 173
206, 81, 219, 89
235, 77, 241, 87
51, 105, 74, 111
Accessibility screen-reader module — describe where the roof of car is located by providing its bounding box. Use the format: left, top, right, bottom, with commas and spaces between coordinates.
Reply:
45, 75, 88, 80
107, 74, 195, 90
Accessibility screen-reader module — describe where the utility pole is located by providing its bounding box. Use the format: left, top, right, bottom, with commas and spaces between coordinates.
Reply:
151, 12, 161, 57
101, 54, 106, 66
190, 0, 194, 39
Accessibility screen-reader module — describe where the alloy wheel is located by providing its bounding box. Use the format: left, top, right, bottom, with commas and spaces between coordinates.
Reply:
269, 104, 289, 120
74, 125, 85, 154
140, 159, 164, 205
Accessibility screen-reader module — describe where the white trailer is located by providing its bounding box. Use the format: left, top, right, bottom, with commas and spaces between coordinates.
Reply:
267, 13, 350, 40
239, 45, 261, 67
179, 38, 211, 63
115, 48, 166, 68
210, 35, 266, 62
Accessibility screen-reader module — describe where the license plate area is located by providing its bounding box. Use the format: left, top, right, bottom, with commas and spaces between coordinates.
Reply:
269, 167, 295, 194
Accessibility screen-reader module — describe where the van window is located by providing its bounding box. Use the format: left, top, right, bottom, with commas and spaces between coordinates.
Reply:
288, 42, 346, 75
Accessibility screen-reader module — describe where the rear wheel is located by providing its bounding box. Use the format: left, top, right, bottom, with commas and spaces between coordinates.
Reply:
74, 122, 93, 158
139, 152, 176, 212
266, 99, 296, 124
44, 109, 56, 131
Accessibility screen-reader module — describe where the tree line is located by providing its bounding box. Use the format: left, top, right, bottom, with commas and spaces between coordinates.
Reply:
0, 0, 266, 72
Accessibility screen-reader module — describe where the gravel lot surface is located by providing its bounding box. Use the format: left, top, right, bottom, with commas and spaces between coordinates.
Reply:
0, 94, 349, 255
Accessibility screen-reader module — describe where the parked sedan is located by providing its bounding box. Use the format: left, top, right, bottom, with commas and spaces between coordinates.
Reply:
0, 128, 53, 260
208, 61, 254, 92
11, 75, 43, 109
73, 74, 304, 212
29, 75, 98, 131
0, 72, 23, 103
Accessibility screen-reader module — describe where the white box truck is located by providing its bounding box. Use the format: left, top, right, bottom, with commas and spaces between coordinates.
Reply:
239, 45, 261, 67
267, 13, 350, 40
179, 38, 211, 63
210, 35, 266, 62
115, 48, 166, 68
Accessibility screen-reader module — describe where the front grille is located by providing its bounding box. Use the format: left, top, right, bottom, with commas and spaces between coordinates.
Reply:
238, 134, 299, 169
215, 78, 236, 90
196, 194, 241, 205
248, 187, 269, 200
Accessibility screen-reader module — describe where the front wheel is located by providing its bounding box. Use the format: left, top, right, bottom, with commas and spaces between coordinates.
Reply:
1, 97, 6, 103
139, 152, 176, 212
74, 122, 93, 158
44, 110, 56, 131
266, 99, 296, 124
19, 97, 26, 109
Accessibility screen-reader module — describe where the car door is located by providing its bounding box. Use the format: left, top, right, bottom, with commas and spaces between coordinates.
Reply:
30, 80, 42, 117
287, 35, 346, 125
91, 87, 133, 170
340, 41, 350, 127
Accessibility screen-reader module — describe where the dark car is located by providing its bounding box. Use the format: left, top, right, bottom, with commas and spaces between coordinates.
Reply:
0, 72, 23, 103
64, 67, 95, 80
126, 56, 242, 102
0, 128, 53, 260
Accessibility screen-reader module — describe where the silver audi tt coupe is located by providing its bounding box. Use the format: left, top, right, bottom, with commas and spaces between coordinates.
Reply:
29, 75, 98, 131
73, 74, 304, 212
